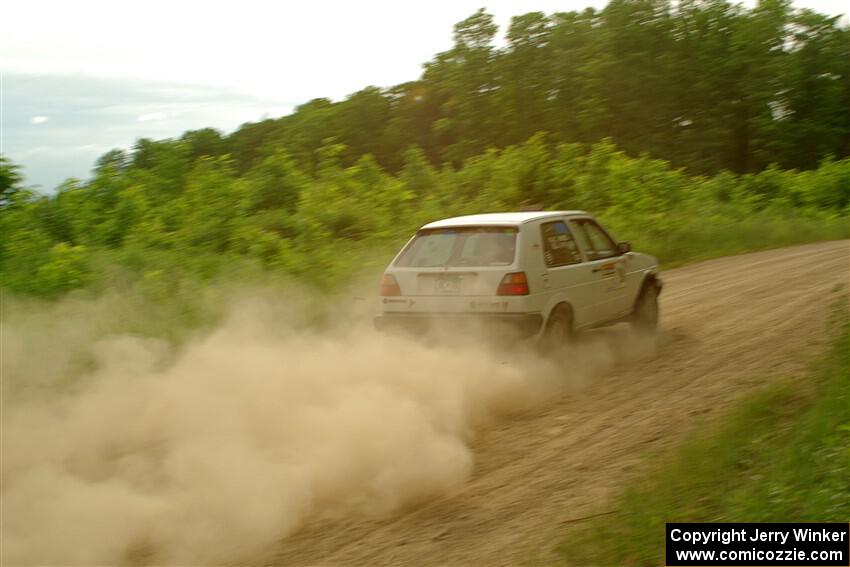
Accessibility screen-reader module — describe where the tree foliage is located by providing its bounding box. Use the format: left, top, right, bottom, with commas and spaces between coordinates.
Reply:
2, 136, 847, 297
214, 2, 849, 176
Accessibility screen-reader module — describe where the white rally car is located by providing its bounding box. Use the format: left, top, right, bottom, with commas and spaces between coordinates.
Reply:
374, 211, 661, 346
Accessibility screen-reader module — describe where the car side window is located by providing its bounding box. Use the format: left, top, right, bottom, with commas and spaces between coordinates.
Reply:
540, 221, 582, 267
572, 219, 619, 260
569, 221, 593, 259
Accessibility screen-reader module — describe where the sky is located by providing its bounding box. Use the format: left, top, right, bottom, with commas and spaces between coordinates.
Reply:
2, 0, 847, 192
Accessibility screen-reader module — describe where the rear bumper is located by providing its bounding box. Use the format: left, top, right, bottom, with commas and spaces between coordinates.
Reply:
374, 312, 544, 339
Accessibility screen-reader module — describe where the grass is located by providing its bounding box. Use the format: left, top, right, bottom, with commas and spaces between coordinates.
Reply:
558, 301, 850, 566
631, 214, 850, 269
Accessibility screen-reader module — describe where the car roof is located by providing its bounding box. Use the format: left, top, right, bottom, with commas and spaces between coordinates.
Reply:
421, 211, 588, 229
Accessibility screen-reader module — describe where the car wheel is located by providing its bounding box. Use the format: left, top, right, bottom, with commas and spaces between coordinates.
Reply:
541, 306, 573, 352
632, 281, 659, 332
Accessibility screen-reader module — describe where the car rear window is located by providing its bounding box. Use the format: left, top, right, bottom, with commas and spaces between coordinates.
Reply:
395, 227, 518, 268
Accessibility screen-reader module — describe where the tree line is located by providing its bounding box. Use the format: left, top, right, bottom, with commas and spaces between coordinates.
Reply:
2, 136, 847, 298
206, 0, 847, 176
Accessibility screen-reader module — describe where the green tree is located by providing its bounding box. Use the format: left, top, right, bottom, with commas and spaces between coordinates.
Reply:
0, 154, 25, 208
181, 128, 226, 161
499, 13, 554, 145
424, 9, 501, 164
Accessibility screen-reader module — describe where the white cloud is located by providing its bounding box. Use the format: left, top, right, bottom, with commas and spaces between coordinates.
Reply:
4, 0, 849, 105
31, 116, 48, 124
0, 1, 605, 103
3, 0, 844, 104
137, 112, 166, 122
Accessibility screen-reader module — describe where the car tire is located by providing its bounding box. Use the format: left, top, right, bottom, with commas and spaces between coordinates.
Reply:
632, 281, 659, 332
541, 305, 573, 352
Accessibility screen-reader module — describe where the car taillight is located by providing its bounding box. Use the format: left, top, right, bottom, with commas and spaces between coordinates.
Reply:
497, 272, 529, 296
380, 274, 401, 296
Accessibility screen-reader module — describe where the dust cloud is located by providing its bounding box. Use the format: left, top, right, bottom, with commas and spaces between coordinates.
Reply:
1, 291, 653, 565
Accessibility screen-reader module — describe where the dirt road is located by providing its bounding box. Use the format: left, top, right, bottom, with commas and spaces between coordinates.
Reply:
257, 240, 849, 566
